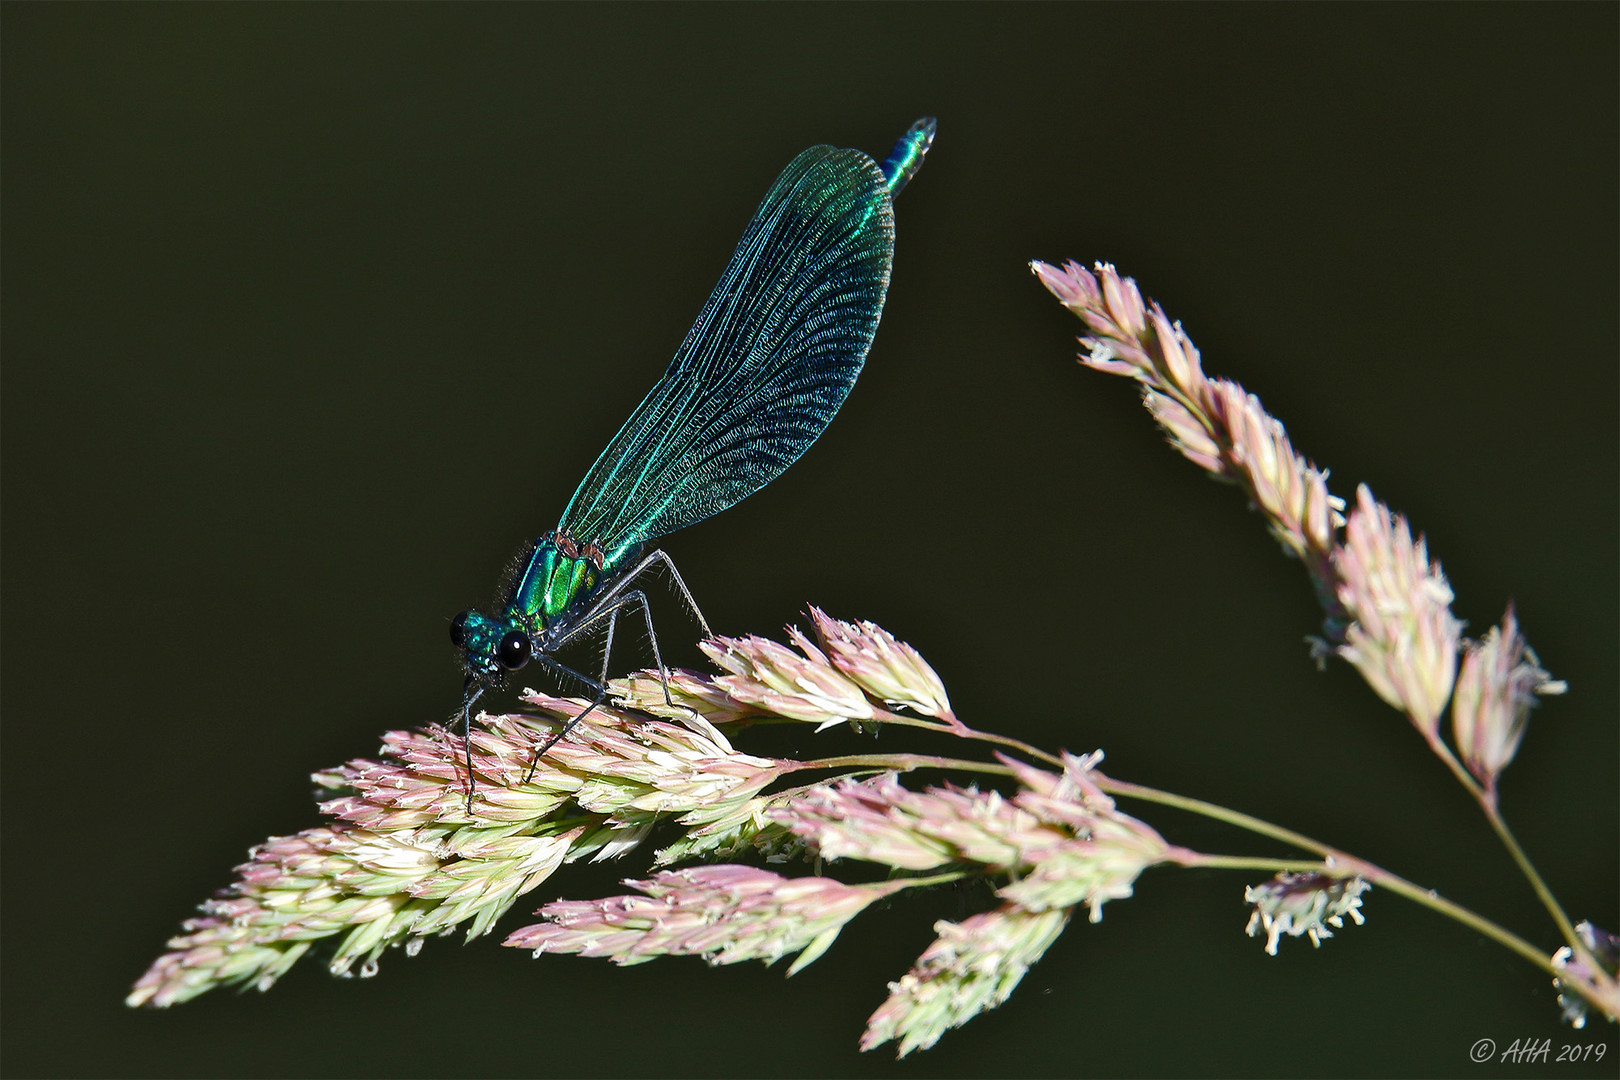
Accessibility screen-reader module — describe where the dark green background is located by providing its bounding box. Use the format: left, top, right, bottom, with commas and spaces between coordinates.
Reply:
3, 5, 1615, 1078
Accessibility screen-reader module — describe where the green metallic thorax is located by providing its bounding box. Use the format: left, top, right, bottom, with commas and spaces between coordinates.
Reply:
506, 542, 602, 631
502, 534, 644, 637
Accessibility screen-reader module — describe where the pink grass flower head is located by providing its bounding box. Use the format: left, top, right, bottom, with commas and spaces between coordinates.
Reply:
700, 629, 875, 730
1333, 485, 1462, 739
861, 904, 1071, 1057
773, 752, 1168, 922
1202, 380, 1341, 570
1244, 871, 1370, 955
1450, 607, 1566, 796
504, 865, 906, 976
1031, 260, 1345, 625
774, 752, 1171, 1057
125, 814, 588, 1008
512, 693, 782, 818
610, 666, 762, 727
126, 702, 788, 1008
1032, 256, 1614, 1030
1030, 260, 1200, 394
807, 607, 955, 722
126, 716, 592, 1008
997, 752, 1171, 921
776, 773, 1051, 870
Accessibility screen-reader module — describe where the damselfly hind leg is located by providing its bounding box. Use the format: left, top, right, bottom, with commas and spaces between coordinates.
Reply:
613, 584, 710, 744
640, 549, 712, 640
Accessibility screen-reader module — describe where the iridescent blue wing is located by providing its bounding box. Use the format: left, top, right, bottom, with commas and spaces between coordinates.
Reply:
558, 139, 899, 555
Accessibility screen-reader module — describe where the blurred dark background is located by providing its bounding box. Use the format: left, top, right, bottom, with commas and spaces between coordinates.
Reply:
3, 5, 1615, 1078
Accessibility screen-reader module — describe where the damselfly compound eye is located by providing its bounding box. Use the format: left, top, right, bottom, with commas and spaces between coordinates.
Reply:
497, 631, 531, 671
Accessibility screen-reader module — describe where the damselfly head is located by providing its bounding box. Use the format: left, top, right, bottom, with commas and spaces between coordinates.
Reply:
450, 610, 532, 676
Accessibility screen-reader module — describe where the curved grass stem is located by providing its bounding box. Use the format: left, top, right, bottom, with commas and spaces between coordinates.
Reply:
870, 707, 1065, 768
791, 752, 1015, 778
1483, 805, 1582, 951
